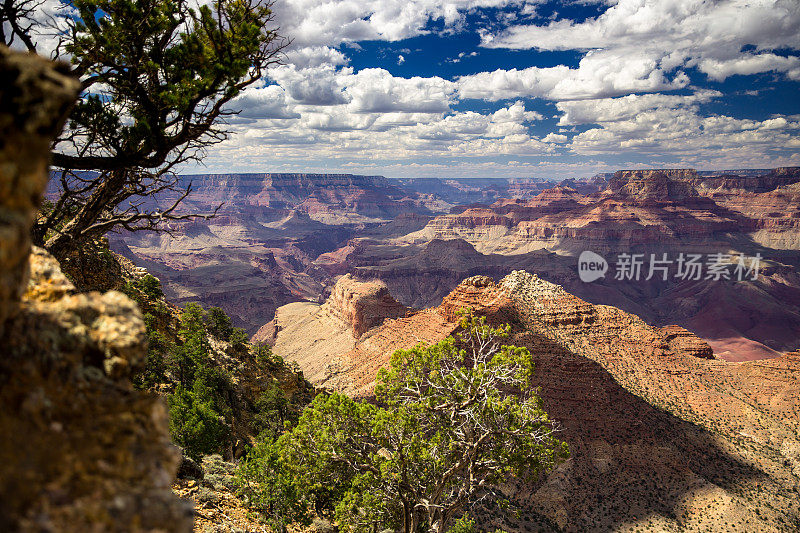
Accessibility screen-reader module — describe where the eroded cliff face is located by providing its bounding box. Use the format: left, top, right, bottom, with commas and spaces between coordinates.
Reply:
0, 47, 76, 334
322, 273, 408, 337
339, 169, 800, 361
267, 274, 410, 385
272, 271, 800, 531
0, 46, 191, 532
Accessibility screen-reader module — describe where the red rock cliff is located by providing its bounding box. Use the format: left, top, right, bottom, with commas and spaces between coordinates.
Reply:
323, 274, 408, 337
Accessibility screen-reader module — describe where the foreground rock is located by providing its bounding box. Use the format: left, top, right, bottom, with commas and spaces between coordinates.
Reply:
0, 46, 191, 532
0, 47, 76, 334
273, 271, 800, 531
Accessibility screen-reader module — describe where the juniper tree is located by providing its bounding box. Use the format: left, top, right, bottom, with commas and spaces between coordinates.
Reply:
239, 312, 569, 533
2, 0, 286, 258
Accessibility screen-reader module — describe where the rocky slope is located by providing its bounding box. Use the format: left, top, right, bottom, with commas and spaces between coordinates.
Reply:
0, 46, 191, 532
272, 271, 800, 531
262, 275, 411, 384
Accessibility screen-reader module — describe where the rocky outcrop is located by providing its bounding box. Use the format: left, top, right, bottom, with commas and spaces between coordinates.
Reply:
404, 168, 744, 256
273, 271, 800, 531
609, 168, 699, 193
267, 275, 409, 386
438, 275, 516, 324
274, 270, 729, 397
0, 47, 191, 532
322, 274, 407, 337
0, 47, 77, 334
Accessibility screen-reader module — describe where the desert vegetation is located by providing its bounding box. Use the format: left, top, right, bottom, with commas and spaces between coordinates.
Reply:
236, 313, 568, 533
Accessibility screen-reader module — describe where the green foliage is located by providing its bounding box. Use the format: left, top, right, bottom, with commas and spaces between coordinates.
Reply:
237, 438, 312, 533
253, 382, 291, 441
206, 306, 234, 341
169, 388, 228, 462
172, 302, 211, 387
122, 274, 165, 310
137, 274, 164, 300
229, 327, 249, 348
124, 274, 172, 390
254, 344, 273, 366
66, 0, 274, 141
254, 343, 286, 371
446, 515, 477, 533
164, 302, 237, 458
192, 364, 235, 422
132, 323, 170, 390
239, 313, 569, 533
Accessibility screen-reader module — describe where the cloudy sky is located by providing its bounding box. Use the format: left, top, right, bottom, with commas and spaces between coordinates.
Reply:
41, 0, 800, 179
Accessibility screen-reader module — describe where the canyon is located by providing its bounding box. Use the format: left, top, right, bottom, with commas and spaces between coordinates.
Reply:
114, 167, 800, 362
268, 271, 800, 531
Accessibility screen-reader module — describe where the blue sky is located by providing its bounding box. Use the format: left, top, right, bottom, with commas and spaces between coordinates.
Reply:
191, 0, 800, 178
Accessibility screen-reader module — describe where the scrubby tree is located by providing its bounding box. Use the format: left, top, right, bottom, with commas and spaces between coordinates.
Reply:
172, 302, 210, 387
229, 326, 249, 348
136, 274, 164, 300
168, 387, 228, 462
206, 306, 234, 341
239, 313, 569, 533
252, 382, 292, 441
237, 439, 312, 533
133, 323, 170, 390
2, 0, 286, 258
165, 302, 237, 459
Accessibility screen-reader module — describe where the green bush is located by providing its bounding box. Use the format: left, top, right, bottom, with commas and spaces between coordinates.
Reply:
192, 364, 235, 421
253, 382, 292, 441
122, 273, 164, 306
206, 306, 234, 341
238, 313, 568, 533
236, 439, 311, 533
229, 327, 249, 348
132, 326, 170, 390
446, 515, 477, 533
168, 388, 229, 462
137, 274, 164, 300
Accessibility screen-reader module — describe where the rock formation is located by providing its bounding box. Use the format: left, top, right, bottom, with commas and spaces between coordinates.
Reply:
0, 46, 191, 532
272, 270, 800, 531
120, 165, 800, 360
0, 47, 76, 334
267, 275, 409, 385
322, 274, 407, 337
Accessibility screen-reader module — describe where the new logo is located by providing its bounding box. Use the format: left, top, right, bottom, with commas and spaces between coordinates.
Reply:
578, 251, 608, 283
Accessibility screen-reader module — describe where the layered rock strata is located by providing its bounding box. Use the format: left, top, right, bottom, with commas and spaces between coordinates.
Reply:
272, 270, 800, 531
